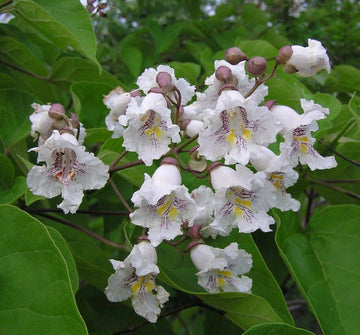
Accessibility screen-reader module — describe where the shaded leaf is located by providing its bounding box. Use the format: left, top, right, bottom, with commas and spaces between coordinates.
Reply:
243, 323, 315, 335
0, 205, 88, 335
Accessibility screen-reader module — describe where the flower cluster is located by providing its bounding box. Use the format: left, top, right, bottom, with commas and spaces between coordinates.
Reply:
26, 38, 337, 322
27, 103, 109, 214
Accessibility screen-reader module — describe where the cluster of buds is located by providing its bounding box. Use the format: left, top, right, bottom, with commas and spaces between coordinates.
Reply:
26, 38, 336, 322
27, 103, 109, 213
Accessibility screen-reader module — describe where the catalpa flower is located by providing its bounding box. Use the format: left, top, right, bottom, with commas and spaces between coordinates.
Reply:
27, 130, 108, 214
198, 90, 280, 165
209, 164, 275, 235
103, 87, 131, 138
271, 99, 337, 170
250, 146, 300, 212
284, 39, 330, 77
136, 64, 195, 104
130, 160, 197, 246
190, 243, 253, 293
119, 93, 180, 166
105, 241, 169, 323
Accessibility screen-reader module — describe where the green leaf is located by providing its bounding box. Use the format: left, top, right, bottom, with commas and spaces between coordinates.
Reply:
119, 46, 143, 79
0, 36, 48, 76
349, 92, 360, 125
46, 226, 79, 293
275, 206, 360, 335
71, 81, 115, 128
243, 323, 316, 335
14, 0, 99, 66
0, 153, 14, 188
50, 57, 121, 87
0, 89, 32, 148
0, 176, 27, 204
0, 205, 88, 334
215, 3, 236, 18
167, 61, 201, 84
326, 65, 360, 94
237, 40, 278, 59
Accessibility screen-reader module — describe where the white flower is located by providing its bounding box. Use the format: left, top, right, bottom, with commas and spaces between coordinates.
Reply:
272, 99, 337, 170
103, 87, 131, 138
198, 90, 280, 165
105, 241, 169, 323
209, 165, 275, 235
30, 103, 56, 144
198, 60, 268, 111
285, 39, 330, 77
27, 130, 108, 214
250, 147, 300, 212
136, 65, 195, 104
119, 93, 181, 166
190, 243, 253, 293
130, 163, 197, 246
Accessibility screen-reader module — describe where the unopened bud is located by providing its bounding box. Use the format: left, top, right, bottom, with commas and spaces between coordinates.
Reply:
130, 89, 142, 98
48, 103, 65, 120
160, 157, 178, 166
70, 113, 80, 129
97, 2, 107, 10
276, 46, 293, 65
156, 72, 175, 93
246, 56, 267, 76
98, 11, 107, 17
225, 47, 248, 65
215, 66, 233, 83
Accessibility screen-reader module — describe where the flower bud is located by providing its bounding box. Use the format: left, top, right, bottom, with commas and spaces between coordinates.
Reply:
190, 243, 215, 271
152, 158, 181, 186
70, 113, 80, 129
59, 127, 75, 136
148, 87, 164, 94
156, 72, 175, 93
215, 66, 233, 83
225, 47, 248, 65
48, 103, 65, 120
184, 119, 204, 137
187, 224, 202, 240
276, 46, 293, 65
246, 56, 267, 76
130, 89, 142, 98
209, 164, 239, 191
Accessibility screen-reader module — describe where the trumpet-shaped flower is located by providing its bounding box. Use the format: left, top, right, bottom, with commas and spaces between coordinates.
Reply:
271, 99, 337, 170
105, 241, 169, 323
209, 165, 275, 235
136, 64, 195, 104
250, 147, 300, 212
190, 243, 253, 293
119, 93, 181, 166
285, 39, 330, 77
27, 130, 108, 214
130, 163, 197, 246
198, 90, 280, 165
103, 87, 131, 138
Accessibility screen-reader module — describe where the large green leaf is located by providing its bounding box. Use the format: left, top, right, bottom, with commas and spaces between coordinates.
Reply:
242, 323, 315, 335
14, 0, 99, 66
275, 206, 360, 335
0, 89, 32, 148
0, 205, 88, 335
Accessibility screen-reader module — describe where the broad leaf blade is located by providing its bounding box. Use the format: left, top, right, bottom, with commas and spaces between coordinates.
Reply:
0, 205, 88, 335
14, 0, 99, 66
275, 206, 360, 335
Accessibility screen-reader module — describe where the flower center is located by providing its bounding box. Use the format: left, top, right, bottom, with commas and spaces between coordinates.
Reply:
51, 148, 77, 183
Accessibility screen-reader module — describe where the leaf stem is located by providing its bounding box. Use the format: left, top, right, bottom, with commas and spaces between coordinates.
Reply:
311, 179, 360, 200
28, 208, 130, 216
109, 150, 128, 169
109, 159, 144, 173
330, 149, 360, 168
109, 177, 134, 213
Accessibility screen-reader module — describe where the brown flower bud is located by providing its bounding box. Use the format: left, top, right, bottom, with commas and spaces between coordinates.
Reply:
148, 87, 163, 94
130, 89, 142, 98
246, 56, 267, 76
276, 46, 293, 65
156, 72, 174, 93
59, 127, 75, 136
215, 66, 232, 83
225, 47, 248, 65
160, 157, 178, 166
48, 103, 65, 120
